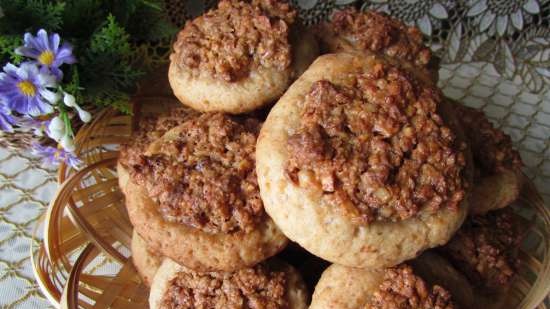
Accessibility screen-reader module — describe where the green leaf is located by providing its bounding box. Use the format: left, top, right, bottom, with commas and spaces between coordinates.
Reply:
61, 0, 106, 39
0, 34, 23, 64
89, 14, 131, 55
125, 1, 177, 41
64, 66, 85, 103
0, 0, 66, 34
90, 90, 132, 114
139, 0, 162, 10
79, 14, 142, 113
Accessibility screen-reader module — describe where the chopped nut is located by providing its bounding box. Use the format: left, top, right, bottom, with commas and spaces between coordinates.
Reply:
120, 112, 264, 234
172, 0, 295, 82
286, 65, 466, 223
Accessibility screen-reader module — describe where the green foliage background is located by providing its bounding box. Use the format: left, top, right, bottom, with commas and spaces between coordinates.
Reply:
0, 0, 177, 113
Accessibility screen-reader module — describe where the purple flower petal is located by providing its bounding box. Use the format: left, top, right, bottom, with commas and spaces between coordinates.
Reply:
17, 30, 77, 73
65, 153, 82, 169
51, 33, 61, 52
23, 33, 34, 46
48, 67, 63, 80
0, 113, 15, 132
0, 100, 15, 132
39, 88, 59, 103
31, 142, 82, 169
36, 29, 51, 50
0, 62, 56, 117
3, 63, 19, 75
36, 71, 56, 87
27, 96, 53, 116
15, 46, 41, 58
56, 44, 77, 64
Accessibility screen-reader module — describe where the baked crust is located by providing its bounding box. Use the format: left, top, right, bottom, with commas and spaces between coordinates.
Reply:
149, 258, 308, 309
131, 230, 163, 287
169, 59, 289, 114
256, 53, 470, 269
469, 169, 524, 215
118, 163, 288, 272
309, 253, 472, 309
410, 252, 475, 308
168, 8, 319, 114
448, 100, 524, 215
439, 208, 527, 292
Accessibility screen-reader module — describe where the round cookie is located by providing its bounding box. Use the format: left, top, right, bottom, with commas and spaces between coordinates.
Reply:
439, 208, 527, 294
316, 8, 438, 83
309, 254, 471, 309
448, 100, 524, 215
150, 258, 308, 309
168, 0, 319, 114
256, 52, 470, 269
119, 112, 288, 272
131, 230, 163, 287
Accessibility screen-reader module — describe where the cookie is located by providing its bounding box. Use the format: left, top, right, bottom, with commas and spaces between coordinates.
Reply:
316, 8, 438, 83
131, 230, 163, 287
256, 53, 471, 269
119, 111, 288, 271
168, 0, 318, 114
449, 101, 524, 215
439, 208, 528, 293
309, 254, 471, 309
149, 258, 308, 309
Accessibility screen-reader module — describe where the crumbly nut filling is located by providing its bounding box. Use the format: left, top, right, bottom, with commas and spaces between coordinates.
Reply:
119, 108, 197, 171
161, 264, 287, 309
120, 112, 264, 234
367, 265, 456, 309
330, 9, 431, 68
286, 64, 466, 224
452, 103, 522, 175
441, 209, 525, 290
173, 0, 295, 82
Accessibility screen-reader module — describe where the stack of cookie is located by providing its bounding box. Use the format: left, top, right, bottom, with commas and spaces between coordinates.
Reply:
117, 2, 527, 309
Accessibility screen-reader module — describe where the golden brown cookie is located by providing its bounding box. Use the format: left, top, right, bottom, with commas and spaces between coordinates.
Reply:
119, 111, 288, 272
316, 8, 438, 83
439, 208, 528, 294
256, 52, 471, 269
131, 230, 163, 287
168, 0, 319, 114
449, 101, 524, 215
309, 254, 471, 309
149, 258, 308, 309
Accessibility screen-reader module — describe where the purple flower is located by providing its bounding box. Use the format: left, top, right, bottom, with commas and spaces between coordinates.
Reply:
31, 143, 82, 169
17, 116, 50, 136
0, 98, 15, 132
15, 29, 76, 80
0, 62, 58, 117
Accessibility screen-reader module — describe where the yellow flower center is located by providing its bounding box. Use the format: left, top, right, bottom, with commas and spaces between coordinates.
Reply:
17, 81, 37, 96
38, 50, 55, 66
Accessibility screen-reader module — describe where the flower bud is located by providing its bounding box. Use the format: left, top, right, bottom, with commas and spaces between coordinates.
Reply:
48, 129, 64, 141
63, 92, 76, 107
78, 109, 92, 123
60, 135, 76, 152
48, 116, 64, 131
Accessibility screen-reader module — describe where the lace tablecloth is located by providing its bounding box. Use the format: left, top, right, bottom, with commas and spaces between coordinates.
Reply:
0, 148, 56, 309
1, 0, 549, 308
